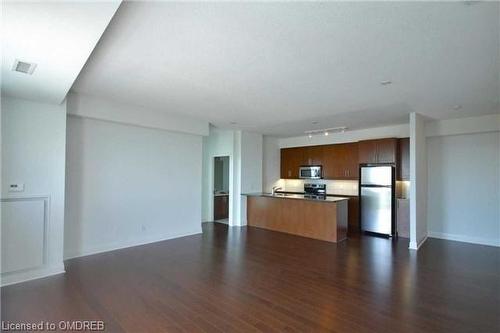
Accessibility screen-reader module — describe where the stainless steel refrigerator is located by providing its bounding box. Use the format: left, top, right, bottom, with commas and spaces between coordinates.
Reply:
360, 165, 395, 236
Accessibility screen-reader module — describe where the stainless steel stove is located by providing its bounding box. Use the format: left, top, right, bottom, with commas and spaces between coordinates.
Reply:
304, 183, 326, 199
303, 194, 327, 200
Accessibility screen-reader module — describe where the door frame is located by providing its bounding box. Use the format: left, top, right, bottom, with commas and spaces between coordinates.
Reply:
210, 155, 233, 224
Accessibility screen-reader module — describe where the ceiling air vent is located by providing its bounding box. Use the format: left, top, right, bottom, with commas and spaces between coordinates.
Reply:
12, 59, 37, 75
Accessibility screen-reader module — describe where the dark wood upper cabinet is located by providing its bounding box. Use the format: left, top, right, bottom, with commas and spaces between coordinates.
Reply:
344, 142, 359, 179
322, 145, 341, 179
358, 138, 397, 164
322, 143, 358, 180
280, 138, 398, 180
397, 138, 410, 180
280, 147, 303, 179
303, 145, 324, 166
376, 138, 397, 164
358, 140, 378, 164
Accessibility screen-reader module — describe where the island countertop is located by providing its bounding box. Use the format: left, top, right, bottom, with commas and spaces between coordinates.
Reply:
244, 193, 348, 242
242, 192, 348, 203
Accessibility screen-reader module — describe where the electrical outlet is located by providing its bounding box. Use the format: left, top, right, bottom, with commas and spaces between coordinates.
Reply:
9, 183, 24, 192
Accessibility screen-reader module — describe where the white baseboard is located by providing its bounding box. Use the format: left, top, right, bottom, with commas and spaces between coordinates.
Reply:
1, 264, 65, 287
428, 231, 500, 247
64, 229, 203, 260
409, 235, 428, 250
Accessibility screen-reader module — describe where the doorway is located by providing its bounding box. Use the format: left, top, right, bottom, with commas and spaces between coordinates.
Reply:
213, 156, 230, 223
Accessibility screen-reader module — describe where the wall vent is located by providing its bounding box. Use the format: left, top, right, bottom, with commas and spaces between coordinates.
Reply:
12, 59, 37, 75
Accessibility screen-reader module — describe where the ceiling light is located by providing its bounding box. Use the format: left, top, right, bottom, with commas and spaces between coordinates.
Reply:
12, 59, 37, 75
304, 126, 348, 138
380, 80, 392, 86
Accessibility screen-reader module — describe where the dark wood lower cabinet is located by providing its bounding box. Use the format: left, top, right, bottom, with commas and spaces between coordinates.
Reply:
347, 196, 360, 235
247, 196, 348, 243
214, 195, 229, 220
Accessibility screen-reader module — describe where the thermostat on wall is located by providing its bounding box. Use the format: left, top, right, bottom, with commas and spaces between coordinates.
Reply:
9, 183, 24, 192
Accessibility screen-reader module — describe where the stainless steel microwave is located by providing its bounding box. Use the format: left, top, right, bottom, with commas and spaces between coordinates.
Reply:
299, 166, 322, 179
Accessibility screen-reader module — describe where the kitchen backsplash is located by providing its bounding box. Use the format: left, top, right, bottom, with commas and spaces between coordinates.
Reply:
274, 179, 359, 196
268, 179, 410, 198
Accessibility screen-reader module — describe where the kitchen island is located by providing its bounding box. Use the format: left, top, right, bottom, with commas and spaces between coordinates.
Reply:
243, 193, 348, 243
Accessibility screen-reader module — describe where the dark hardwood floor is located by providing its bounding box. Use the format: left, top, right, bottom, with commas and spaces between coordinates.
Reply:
2, 223, 499, 332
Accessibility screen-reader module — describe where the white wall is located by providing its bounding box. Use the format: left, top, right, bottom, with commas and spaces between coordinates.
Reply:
201, 126, 235, 222
427, 132, 500, 247
232, 131, 242, 226
240, 132, 263, 195
426, 114, 500, 138
238, 131, 263, 226
280, 123, 409, 148
262, 136, 281, 193
1, 96, 67, 285
409, 112, 428, 250
65, 115, 203, 259
67, 92, 209, 136
202, 127, 263, 226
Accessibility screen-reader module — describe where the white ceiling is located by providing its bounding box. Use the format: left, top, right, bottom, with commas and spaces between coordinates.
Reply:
5, 2, 498, 137
1, 1, 121, 104
72, 1, 500, 137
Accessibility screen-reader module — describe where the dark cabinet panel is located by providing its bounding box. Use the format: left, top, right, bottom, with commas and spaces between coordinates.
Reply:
331, 144, 357, 179
347, 196, 360, 235
376, 138, 397, 164
358, 140, 378, 164
322, 145, 341, 179
344, 142, 359, 179
358, 138, 397, 164
397, 138, 410, 180
322, 145, 334, 179
299, 143, 359, 180
303, 145, 324, 166
280, 147, 303, 179
214, 195, 229, 220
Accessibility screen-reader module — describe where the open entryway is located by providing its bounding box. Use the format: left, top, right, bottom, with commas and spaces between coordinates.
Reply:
213, 156, 229, 223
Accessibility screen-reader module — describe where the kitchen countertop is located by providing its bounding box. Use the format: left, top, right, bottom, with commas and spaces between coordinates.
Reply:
275, 191, 358, 198
243, 192, 348, 203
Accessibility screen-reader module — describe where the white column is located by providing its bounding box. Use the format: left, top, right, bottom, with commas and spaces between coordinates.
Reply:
230, 131, 263, 226
409, 112, 428, 250
230, 131, 242, 226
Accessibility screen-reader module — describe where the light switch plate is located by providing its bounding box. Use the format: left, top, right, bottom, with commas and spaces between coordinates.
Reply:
8, 183, 24, 192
